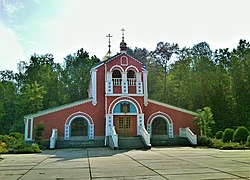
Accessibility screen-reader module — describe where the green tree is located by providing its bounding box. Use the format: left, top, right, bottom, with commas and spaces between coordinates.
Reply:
194, 107, 214, 137
151, 42, 179, 102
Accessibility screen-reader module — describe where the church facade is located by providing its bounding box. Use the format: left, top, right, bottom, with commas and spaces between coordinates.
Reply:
24, 37, 198, 149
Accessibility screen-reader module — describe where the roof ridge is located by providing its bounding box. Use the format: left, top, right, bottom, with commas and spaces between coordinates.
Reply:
24, 99, 92, 119
148, 99, 197, 116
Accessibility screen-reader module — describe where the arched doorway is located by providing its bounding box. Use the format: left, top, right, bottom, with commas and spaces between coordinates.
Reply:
152, 117, 168, 136
70, 117, 88, 138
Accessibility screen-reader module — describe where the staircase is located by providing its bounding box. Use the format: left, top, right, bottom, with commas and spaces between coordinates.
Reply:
56, 140, 104, 149
118, 136, 150, 150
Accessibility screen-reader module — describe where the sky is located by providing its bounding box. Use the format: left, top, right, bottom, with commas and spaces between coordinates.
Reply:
0, 0, 250, 72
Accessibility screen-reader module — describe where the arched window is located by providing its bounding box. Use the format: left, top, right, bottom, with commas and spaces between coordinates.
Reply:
152, 117, 168, 135
71, 117, 88, 136
127, 70, 136, 86
112, 70, 122, 86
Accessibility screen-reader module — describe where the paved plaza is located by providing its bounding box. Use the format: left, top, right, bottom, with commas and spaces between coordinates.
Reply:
0, 147, 249, 179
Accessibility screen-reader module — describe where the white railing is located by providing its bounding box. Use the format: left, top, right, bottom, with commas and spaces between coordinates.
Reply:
50, 128, 58, 149
179, 127, 197, 145
112, 78, 122, 86
140, 126, 151, 147
127, 78, 136, 86
110, 126, 118, 149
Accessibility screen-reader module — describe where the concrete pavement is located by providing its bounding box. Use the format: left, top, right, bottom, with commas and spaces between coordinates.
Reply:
0, 147, 249, 179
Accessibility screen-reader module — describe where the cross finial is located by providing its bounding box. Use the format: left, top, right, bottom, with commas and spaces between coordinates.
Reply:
106, 33, 113, 52
121, 28, 126, 40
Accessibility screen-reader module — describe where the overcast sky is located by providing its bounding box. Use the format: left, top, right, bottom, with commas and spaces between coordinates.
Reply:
1, 0, 250, 72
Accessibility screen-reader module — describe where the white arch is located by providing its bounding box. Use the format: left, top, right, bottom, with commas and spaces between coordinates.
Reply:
112, 100, 139, 114
125, 65, 139, 73
108, 96, 142, 114
109, 65, 124, 72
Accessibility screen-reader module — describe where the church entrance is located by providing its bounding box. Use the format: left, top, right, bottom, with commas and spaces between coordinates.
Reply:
71, 117, 88, 137
114, 116, 134, 137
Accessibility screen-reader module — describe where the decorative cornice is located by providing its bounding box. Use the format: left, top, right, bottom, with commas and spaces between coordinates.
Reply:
24, 99, 92, 119
148, 99, 197, 116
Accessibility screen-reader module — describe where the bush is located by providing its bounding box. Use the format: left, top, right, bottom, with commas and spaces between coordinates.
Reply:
34, 123, 45, 141
222, 128, 235, 142
246, 135, 250, 147
9, 132, 24, 140
0, 133, 42, 154
233, 126, 249, 144
215, 131, 223, 139
198, 136, 212, 146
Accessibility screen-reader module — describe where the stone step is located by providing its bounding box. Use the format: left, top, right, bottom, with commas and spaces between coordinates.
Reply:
118, 136, 149, 150
56, 140, 104, 149
151, 137, 191, 146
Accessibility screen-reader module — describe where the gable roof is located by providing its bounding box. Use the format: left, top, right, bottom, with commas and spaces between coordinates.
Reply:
148, 99, 197, 116
24, 99, 92, 119
92, 52, 144, 70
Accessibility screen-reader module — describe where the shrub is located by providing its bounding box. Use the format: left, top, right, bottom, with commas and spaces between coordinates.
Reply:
233, 126, 249, 144
246, 135, 250, 147
222, 128, 235, 142
9, 132, 24, 140
215, 131, 223, 139
221, 142, 244, 150
198, 136, 212, 146
34, 123, 45, 141
0, 133, 42, 154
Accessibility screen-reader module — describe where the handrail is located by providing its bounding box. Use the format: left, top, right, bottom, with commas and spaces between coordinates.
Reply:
50, 128, 58, 149
127, 78, 136, 86
112, 78, 122, 86
140, 126, 151, 147
179, 127, 197, 145
110, 126, 118, 149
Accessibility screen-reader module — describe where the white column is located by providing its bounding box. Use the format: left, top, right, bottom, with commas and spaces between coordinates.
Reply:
105, 114, 113, 136
29, 118, 33, 140
64, 125, 70, 140
91, 69, 97, 106
147, 124, 152, 137
121, 72, 128, 94
89, 124, 94, 140
24, 118, 28, 140
168, 124, 174, 138
106, 72, 113, 94
143, 70, 148, 105
137, 114, 144, 135
136, 72, 143, 94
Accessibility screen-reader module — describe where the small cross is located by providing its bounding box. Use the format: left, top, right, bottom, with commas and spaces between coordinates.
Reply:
121, 28, 126, 39
106, 34, 113, 51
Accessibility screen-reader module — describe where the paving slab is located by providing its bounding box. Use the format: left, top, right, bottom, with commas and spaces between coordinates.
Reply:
0, 147, 249, 179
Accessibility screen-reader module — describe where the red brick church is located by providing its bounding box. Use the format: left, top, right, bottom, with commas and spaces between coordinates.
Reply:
24, 32, 198, 149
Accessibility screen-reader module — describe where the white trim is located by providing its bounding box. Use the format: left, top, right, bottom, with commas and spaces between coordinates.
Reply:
24, 119, 28, 140
137, 114, 144, 135
120, 55, 128, 66
30, 118, 33, 140
24, 99, 92, 119
65, 114, 94, 140
148, 99, 197, 116
91, 69, 97, 106
109, 96, 142, 114
143, 70, 148, 106
105, 114, 113, 136
125, 65, 139, 73
110, 65, 124, 72
148, 115, 173, 138
106, 93, 144, 97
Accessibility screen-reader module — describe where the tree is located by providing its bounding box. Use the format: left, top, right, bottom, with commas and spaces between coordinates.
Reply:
194, 107, 215, 137
151, 42, 179, 102
61, 48, 100, 102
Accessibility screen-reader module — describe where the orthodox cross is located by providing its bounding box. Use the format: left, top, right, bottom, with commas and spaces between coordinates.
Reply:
106, 34, 113, 52
121, 28, 126, 40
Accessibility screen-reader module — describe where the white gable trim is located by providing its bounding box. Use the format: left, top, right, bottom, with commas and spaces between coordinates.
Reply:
24, 99, 92, 119
148, 99, 197, 116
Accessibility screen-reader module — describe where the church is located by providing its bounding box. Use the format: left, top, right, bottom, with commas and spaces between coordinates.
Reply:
24, 32, 198, 149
